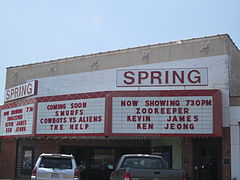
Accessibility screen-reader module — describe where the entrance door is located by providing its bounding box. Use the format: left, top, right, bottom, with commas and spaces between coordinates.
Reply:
89, 148, 114, 180
193, 138, 222, 180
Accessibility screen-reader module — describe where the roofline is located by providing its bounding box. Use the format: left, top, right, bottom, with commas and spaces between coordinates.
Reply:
7, 34, 239, 69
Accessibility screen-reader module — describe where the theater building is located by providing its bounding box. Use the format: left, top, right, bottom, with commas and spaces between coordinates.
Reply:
0, 34, 240, 180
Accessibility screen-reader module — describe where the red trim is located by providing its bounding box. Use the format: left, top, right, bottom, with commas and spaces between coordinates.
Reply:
0, 134, 35, 138
108, 133, 220, 137
35, 133, 106, 137
0, 98, 36, 110
32, 102, 38, 136
36, 91, 112, 102
108, 89, 218, 97
34, 80, 38, 96
104, 95, 112, 136
117, 85, 209, 87
212, 90, 222, 136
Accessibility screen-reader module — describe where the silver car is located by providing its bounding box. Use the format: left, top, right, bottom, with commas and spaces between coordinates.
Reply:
31, 153, 80, 180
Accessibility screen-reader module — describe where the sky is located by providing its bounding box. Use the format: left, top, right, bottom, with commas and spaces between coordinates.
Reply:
0, 0, 239, 104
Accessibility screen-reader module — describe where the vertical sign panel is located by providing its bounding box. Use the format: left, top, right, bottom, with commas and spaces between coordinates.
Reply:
4, 80, 38, 102
0, 104, 34, 136
37, 98, 105, 135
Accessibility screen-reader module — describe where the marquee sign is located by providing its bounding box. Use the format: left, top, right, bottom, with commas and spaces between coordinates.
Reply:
0, 90, 221, 137
36, 98, 105, 135
110, 90, 222, 136
116, 68, 208, 87
4, 80, 38, 102
0, 103, 34, 136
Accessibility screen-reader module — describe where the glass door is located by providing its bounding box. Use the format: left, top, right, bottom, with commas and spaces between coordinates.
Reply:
89, 148, 114, 180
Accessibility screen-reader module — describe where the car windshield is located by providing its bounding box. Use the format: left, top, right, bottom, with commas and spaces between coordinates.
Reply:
122, 157, 164, 169
39, 157, 72, 169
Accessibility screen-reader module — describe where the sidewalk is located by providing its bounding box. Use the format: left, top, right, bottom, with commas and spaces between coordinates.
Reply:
0, 179, 30, 180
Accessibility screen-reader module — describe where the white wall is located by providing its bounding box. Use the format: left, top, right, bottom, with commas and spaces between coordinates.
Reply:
230, 106, 240, 180
30, 55, 230, 126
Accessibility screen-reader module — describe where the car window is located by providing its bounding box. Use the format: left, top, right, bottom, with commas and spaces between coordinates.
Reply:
39, 157, 72, 169
122, 157, 164, 169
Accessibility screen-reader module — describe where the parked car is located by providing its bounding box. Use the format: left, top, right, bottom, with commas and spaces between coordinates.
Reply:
109, 154, 187, 180
31, 153, 80, 180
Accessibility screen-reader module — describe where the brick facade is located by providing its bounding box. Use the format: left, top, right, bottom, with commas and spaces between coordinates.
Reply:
222, 127, 231, 180
181, 128, 232, 180
182, 138, 193, 180
0, 133, 232, 180
0, 139, 17, 179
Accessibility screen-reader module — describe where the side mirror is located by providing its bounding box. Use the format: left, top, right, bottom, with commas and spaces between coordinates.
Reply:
107, 164, 114, 170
